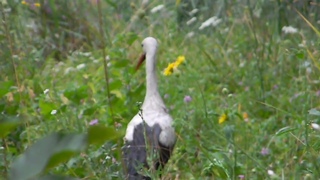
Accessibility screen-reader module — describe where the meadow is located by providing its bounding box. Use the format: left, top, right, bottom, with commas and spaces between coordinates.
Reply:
0, 0, 320, 179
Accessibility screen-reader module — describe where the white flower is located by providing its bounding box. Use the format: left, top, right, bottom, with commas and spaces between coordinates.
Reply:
311, 123, 320, 130
186, 17, 197, 25
267, 170, 276, 176
186, 31, 195, 38
76, 63, 86, 70
105, 155, 111, 160
150, 4, 164, 13
51, 110, 57, 115
282, 26, 298, 34
199, 16, 222, 30
43, 89, 49, 94
81, 52, 91, 57
188, 8, 198, 16
64, 67, 75, 74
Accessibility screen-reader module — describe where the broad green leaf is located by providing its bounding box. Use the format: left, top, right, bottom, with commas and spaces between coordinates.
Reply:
83, 106, 98, 116
88, 125, 121, 145
275, 126, 296, 136
125, 33, 138, 45
39, 100, 57, 116
0, 117, 20, 138
109, 80, 123, 90
309, 109, 320, 116
295, 51, 304, 59
113, 59, 129, 68
0, 81, 14, 98
110, 90, 123, 99
10, 133, 87, 180
64, 86, 89, 104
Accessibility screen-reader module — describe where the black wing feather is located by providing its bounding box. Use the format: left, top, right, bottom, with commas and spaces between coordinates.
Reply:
123, 123, 174, 179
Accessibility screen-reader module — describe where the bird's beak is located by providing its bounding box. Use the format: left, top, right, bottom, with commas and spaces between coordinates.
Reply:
136, 53, 146, 70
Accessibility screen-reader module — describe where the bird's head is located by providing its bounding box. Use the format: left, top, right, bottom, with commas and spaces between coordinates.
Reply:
136, 37, 158, 70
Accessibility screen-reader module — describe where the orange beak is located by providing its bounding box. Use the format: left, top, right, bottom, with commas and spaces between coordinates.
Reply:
136, 53, 146, 70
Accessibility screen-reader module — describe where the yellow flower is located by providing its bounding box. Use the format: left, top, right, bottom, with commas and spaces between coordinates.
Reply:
219, 113, 228, 124
175, 55, 185, 66
21, 0, 28, 5
163, 55, 185, 76
163, 63, 176, 76
21, 1, 41, 7
243, 112, 248, 119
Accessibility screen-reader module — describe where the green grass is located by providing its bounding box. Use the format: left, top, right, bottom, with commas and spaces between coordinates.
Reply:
1, 0, 320, 179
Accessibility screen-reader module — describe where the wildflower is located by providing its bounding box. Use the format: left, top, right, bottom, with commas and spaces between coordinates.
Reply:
222, 88, 229, 94
316, 90, 320, 97
186, 32, 195, 38
199, 16, 222, 30
21, 1, 40, 7
219, 113, 228, 124
260, 147, 270, 156
150, 4, 164, 13
186, 17, 197, 25
175, 56, 185, 66
51, 110, 57, 115
164, 94, 169, 99
65, 67, 75, 74
282, 26, 298, 34
267, 170, 276, 176
238, 175, 245, 179
163, 62, 175, 76
243, 112, 249, 122
76, 63, 86, 70
183, 95, 192, 103
188, 9, 198, 16
43, 89, 49, 94
163, 55, 185, 76
311, 123, 320, 130
89, 119, 99, 125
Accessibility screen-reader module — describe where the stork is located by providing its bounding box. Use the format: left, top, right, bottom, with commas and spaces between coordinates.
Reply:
123, 37, 176, 180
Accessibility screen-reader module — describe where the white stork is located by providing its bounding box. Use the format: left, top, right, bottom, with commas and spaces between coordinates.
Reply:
123, 37, 176, 179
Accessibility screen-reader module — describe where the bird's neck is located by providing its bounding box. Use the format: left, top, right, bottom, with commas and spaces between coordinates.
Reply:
144, 53, 161, 102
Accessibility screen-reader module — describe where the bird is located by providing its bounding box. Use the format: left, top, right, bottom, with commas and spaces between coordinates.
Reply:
122, 37, 176, 180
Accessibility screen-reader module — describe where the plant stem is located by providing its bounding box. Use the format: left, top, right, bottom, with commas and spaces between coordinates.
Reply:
97, 1, 114, 121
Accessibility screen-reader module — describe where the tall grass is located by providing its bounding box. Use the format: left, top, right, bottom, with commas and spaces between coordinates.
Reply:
1, 0, 320, 179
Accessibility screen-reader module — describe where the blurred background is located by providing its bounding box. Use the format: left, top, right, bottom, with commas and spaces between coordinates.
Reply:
1, 0, 320, 179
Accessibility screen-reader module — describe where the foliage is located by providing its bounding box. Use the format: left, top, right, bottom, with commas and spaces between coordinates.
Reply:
1, 0, 320, 179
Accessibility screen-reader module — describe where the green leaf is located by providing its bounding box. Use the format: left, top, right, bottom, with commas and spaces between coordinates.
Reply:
64, 86, 89, 104
295, 51, 304, 59
0, 117, 20, 138
309, 109, 320, 116
88, 125, 121, 145
113, 59, 129, 68
275, 126, 296, 136
10, 133, 87, 180
83, 106, 98, 116
0, 81, 14, 98
125, 33, 138, 45
39, 100, 57, 116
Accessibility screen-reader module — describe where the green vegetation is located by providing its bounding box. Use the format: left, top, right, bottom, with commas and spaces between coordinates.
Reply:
1, 0, 320, 179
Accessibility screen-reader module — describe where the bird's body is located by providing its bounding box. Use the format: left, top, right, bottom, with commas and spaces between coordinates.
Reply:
123, 37, 176, 180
